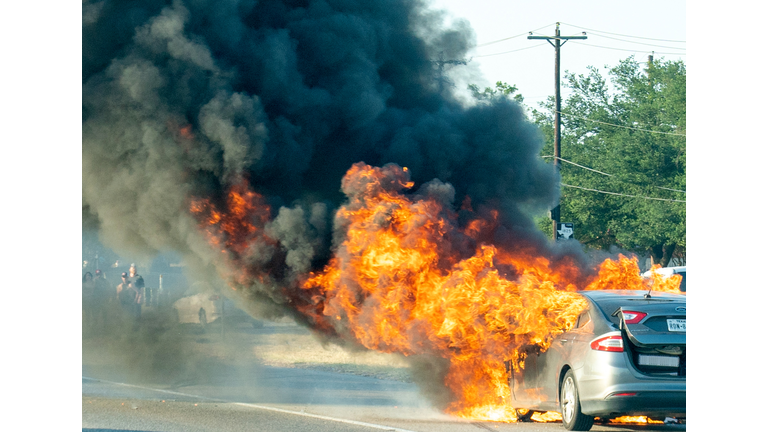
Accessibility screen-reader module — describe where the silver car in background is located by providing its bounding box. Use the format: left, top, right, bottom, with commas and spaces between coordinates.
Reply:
643, 266, 686, 292
508, 290, 686, 430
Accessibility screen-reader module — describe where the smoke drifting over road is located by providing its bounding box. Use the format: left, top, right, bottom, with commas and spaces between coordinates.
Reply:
82, 0, 595, 413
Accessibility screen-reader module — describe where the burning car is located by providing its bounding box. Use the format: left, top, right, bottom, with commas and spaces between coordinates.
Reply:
508, 290, 685, 430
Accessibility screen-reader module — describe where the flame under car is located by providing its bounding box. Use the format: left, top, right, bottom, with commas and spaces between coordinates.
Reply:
507, 290, 685, 430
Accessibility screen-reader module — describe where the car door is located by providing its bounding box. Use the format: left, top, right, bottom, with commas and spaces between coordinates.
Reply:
536, 308, 592, 407
509, 344, 540, 405
567, 308, 597, 371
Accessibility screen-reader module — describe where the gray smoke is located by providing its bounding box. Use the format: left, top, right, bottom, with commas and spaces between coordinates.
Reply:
83, 0, 561, 253
83, 0, 586, 406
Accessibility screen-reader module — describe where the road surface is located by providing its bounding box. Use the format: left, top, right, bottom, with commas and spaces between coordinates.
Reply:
82, 317, 684, 431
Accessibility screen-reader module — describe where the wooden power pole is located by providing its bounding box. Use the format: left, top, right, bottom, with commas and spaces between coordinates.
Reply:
528, 23, 587, 240
432, 52, 469, 93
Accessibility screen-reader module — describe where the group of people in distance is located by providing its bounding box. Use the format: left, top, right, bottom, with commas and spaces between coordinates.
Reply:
82, 264, 145, 333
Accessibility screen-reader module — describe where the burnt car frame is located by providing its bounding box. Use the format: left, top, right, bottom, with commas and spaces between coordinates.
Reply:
507, 290, 685, 430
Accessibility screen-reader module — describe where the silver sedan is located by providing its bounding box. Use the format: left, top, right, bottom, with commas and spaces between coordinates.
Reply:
507, 290, 686, 431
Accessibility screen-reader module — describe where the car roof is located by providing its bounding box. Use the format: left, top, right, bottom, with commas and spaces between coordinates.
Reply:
578, 289, 686, 301
578, 290, 686, 326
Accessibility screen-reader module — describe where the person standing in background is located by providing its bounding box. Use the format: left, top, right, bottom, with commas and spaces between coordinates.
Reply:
125, 265, 145, 329
82, 272, 95, 334
92, 269, 112, 331
116, 272, 131, 313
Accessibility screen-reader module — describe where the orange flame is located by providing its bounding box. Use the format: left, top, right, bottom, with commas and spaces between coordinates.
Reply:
188, 163, 683, 422
189, 177, 274, 286
300, 163, 681, 421
610, 416, 665, 424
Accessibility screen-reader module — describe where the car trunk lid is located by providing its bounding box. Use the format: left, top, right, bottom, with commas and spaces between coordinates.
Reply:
617, 300, 686, 377
619, 301, 686, 346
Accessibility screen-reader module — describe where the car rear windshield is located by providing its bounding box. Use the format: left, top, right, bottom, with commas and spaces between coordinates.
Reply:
593, 297, 676, 326
678, 271, 686, 292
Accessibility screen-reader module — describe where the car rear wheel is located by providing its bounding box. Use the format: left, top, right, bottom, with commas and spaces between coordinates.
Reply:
561, 370, 594, 431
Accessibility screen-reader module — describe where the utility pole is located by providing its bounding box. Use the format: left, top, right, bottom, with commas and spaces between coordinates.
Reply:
432, 52, 470, 93
528, 23, 587, 240
647, 51, 654, 81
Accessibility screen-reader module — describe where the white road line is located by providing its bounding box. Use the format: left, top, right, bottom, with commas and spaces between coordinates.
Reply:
83, 376, 418, 432
231, 402, 416, 432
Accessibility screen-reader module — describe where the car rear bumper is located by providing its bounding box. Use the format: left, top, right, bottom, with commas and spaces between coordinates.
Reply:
581, 390, 685, 418
576, 351, 685, 418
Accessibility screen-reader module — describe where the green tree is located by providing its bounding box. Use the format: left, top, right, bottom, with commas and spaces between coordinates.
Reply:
532, 56, 686, 266
468, 81, 525, 104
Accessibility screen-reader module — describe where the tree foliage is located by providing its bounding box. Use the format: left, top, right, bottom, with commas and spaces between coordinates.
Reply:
468, 81, 525, 104
531, 57, 686, 266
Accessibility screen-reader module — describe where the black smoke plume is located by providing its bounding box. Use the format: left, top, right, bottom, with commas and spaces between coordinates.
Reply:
82, 0, 586, 403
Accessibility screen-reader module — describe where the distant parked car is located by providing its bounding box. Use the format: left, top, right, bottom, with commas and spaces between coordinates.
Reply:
172, 282, 223, 327
508, 290, 685, 430
172, 282, 262, 329
642, 266, 686, 292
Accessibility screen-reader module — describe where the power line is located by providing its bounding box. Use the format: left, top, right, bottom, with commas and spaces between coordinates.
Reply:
557, 111, 686, 137
570, 41, 686, 56
473, 43, 548, 58
475, 23, 556, 47
559, 22, 686, 43
587, 33, 685, 51
543, 155, 613, 176
561, 183, 686, 203
473, 40, 686, 58
543, 156, 686, 194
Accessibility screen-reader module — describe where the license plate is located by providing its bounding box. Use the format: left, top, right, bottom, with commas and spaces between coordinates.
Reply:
638, 354, 680, 367
667, 319, 686, 332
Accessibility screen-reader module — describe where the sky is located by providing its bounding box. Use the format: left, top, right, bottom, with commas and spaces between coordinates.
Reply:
429, 0, 686, 106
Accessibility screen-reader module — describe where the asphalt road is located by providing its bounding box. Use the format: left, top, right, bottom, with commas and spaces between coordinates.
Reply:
82, 318, 685, 432
82, 370, 685, 432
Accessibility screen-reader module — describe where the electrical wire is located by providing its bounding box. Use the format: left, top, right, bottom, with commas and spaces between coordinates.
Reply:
557, 111, 686, 137
475, 23, 557, 47
559, 22, 686, 43
542, 156, 686, 194
543, 155, 613, 177
473, 43, 548, 58
476, 30, 685, 59
570, 41, 686, 56
587, 33, 685, 51
561, 183, 686, 203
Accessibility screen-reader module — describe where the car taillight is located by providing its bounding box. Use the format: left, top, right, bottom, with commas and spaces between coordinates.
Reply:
621, 310, 647, 324
590, 335, 624, 352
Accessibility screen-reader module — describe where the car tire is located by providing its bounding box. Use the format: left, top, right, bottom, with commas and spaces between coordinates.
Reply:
560, 370, 594, 431
199, 308, 208, 330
